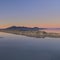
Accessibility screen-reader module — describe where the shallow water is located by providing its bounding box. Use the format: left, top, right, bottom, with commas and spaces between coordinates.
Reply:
42, 30, 60, 33
0, 32, 60, 60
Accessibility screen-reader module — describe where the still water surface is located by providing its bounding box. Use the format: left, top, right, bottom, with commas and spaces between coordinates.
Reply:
43, 30, 60, 33
0, 32, 60, 60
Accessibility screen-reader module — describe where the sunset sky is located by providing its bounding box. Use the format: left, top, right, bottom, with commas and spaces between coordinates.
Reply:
0, 0, 60, 28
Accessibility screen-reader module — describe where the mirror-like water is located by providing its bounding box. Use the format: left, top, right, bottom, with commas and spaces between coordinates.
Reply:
42, 30, 60, 33
0, 32, 60, 60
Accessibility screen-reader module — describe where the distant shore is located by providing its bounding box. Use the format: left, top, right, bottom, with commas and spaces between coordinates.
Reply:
0, 29, 60, 38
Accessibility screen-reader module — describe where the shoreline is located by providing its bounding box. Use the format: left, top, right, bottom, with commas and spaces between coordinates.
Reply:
0, 29, 60, 38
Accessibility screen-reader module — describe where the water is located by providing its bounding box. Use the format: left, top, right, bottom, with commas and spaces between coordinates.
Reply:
42, 29, 60, 33
0, 32, 60, 60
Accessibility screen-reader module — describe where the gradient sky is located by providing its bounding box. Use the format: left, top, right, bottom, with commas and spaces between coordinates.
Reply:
0, 0, 60, 28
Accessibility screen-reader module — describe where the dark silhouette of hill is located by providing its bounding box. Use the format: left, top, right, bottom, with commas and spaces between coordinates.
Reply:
4, 26, 47, 31
5, 26, 40, 31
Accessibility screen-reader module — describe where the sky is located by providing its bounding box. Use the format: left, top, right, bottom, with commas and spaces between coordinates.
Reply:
0, 0, 60, 28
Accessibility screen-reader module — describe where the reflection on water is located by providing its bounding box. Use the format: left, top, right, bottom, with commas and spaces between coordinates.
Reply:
42, 30, 60, 33
0, 32, 60, 60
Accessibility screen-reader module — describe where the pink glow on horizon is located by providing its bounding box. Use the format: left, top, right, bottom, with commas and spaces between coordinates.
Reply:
0, 24, 60, 28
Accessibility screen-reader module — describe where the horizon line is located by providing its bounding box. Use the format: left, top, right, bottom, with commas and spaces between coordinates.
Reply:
0, 26, 60, 29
